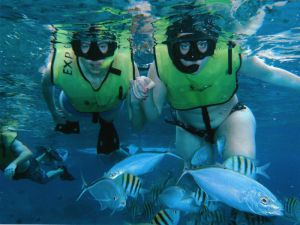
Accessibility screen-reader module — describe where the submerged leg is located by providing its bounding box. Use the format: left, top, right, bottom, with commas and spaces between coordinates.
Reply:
215, 105, 256, 161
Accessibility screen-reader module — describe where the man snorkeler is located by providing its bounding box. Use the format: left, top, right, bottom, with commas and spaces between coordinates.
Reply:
41, 25, 142, 154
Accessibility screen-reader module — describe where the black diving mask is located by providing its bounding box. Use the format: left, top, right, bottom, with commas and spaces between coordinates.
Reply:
167, 34, 217, 73
72, 38, 117, 61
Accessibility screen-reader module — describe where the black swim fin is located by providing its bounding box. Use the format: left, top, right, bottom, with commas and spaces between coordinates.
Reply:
55, 121, 80, 134
59, 166, 75, 181
97, 119, 119, 154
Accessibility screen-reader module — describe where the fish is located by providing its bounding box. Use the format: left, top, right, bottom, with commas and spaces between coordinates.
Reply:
215, 136, 226, 157
152, 209, 180, 225
235, 211, 274, 225
192, 187, 209, 207
201, 209, 227, 225
77, 175, 127, 213
123, 223, 152, 225
159, 186, 200, 213
284, 197, 300, 223
105, 152, 182, 179
147, 172, 173, 204
126, 200, 156, 221
179, 167, 283, 216
191, 187, 220, 212
223, 155, 270, 179
117, 173, 142, 198
131, 201, 157, 221
191, 144, 212, 167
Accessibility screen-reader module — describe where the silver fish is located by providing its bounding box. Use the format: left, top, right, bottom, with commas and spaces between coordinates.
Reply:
223, 155, 270, 179
159, 186, 200, 213
179, 167, 283, 216
152, 209, 180, 225
77, 176, 127, 213
106, 152, 182, 179
191, 144, 213, 167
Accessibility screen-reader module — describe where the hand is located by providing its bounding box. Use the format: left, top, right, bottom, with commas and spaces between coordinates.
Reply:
4, 163, 17, 180
130, 76, 155, 100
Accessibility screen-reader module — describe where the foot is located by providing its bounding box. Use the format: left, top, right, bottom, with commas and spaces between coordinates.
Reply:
37, 147, 65, 162
47, 148, 65, 162
59, 166, 75, 181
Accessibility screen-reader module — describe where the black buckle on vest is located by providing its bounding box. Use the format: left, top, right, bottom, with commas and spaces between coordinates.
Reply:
110, 67, 121, 76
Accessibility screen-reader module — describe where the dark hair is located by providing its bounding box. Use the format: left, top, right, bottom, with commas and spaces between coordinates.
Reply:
165, 14, 220, 43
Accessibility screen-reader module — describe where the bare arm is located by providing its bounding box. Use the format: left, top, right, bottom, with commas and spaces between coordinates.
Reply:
4, 139, 34, 179
142, 62, 167, 122
128, 62, 167, 131
10, 139, 33, 166
128, 63, 147, 131
41, 63, 65, 123
240, 55, 300, 90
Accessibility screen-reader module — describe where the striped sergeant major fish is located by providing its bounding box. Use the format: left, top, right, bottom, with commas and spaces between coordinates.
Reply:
223, 155, 270, 179
192, 188, 220, 212
201, 209, 227, 225
152, 209, 180, 225
127, 200, 156, 221
192, 187, 209, 207
284, 197, 300, 223
235, 211, 274, 225
148, 172, 173, 205
143, 201, 156, 220
120, 173, 142, 198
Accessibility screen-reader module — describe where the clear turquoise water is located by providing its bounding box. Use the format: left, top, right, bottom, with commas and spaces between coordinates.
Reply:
0, 1, 300, 224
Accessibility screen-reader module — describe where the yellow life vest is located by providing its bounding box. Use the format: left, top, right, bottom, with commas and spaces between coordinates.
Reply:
155, 41, 241, 110
0, 131, 17, 171
51, 40, 134, 113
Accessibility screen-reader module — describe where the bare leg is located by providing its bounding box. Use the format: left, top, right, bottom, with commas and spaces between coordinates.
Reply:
215, 106, 256, 161
46, 168, 64, 180
35, 153, 47, 162
175, 126, 213, 167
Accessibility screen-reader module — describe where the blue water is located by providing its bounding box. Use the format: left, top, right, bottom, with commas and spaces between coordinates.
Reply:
0, 0, 300, 224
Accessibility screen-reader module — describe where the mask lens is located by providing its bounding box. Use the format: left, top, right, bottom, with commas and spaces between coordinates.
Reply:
80, 41, 91, 54
197, 40, 208, 53
98, 42, 109, 54
179, 42, 191, 55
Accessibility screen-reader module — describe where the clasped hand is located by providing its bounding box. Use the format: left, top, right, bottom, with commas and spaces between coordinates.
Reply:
130, 76, 155, 100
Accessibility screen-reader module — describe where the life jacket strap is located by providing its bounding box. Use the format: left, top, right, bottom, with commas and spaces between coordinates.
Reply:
109, 67, 121, 76
201, 107, 214, 144
227, 40, 236, 75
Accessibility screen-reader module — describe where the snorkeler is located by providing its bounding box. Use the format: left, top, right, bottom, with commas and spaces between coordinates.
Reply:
130, 14, 300, 166
41, 25, 142, 154
0, 128, 74, 184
